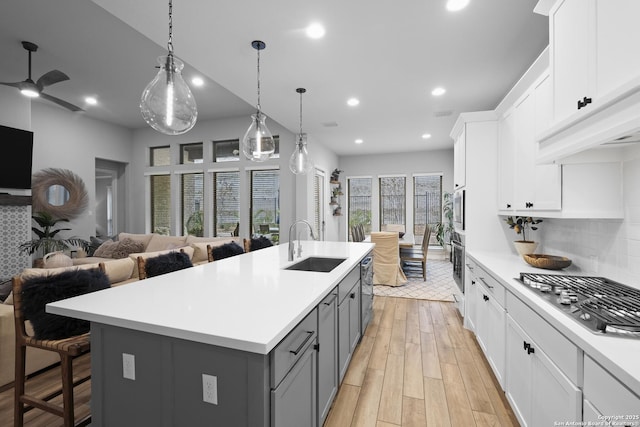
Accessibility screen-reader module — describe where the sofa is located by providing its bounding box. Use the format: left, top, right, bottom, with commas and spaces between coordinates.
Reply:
0, 232, 242, 389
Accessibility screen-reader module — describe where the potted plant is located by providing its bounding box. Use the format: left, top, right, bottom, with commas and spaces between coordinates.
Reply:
19, 211, 90, 265
434, 192, 454, 250
504, 216, 543, 257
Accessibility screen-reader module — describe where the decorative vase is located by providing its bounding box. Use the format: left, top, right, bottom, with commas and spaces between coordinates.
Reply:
513, 241, 538, 258
43, 251, 73, 268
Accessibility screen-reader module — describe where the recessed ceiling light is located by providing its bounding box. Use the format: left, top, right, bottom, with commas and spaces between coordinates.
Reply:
355, 139, 363, 144
191, 77, 204, 87
347, 98, 360, 106
446, 0, 470, 12
85, 96, 97, 105
306, 23, 326, 39
431, 87, 446, 96
422, 133, 432, 139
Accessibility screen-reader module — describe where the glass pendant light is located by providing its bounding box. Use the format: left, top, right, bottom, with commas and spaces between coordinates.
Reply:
289, 88, 313, 174
140, 0, 197, 135
242, 40, 275, 162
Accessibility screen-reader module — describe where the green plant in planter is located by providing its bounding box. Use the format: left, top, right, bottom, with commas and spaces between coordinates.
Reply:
434, 191, 454, 247
19, 211, 90, 257
504, 216, 543, 242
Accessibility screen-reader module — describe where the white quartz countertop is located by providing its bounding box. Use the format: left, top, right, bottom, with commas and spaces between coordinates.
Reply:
47, 241, 374, 354
468, 250, 640, 397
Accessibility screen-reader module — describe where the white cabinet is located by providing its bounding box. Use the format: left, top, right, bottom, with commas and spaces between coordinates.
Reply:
463, 260, 478, 332
583, 355, 640, 422
505, 314, 581, 427
453, 126, 466, 189
549, 0, 640, 124
497, 69, 561, 213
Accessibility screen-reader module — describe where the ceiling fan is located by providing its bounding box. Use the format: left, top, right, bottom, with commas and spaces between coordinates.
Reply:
0, 41, 83, 112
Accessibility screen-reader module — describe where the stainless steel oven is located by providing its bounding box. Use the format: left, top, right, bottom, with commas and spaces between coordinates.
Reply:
453, 189, 465, 231
451, 232, 465, 314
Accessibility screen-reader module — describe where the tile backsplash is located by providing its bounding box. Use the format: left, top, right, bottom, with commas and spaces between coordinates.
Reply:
538, 155, 640, 285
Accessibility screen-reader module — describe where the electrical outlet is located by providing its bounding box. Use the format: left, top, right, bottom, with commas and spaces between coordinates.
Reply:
122, 353, 135, 380
202, 374, 218, 405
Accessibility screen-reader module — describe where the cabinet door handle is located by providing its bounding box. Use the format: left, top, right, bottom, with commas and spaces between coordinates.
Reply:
577, 96, 592, 110
289, 331, 314, 355
525, 202, 533, 208
523, 341, 530, 351
527, 346, 535, 355
350, 292, 356, 299
471, 280, 476, 285
506, 204, 511, 209
483, 294, 489, 301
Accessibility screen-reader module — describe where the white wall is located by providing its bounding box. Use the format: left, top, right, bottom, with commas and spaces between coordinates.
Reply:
537, 146, 640, 285
0, 86, 31, 131
338, 149, 454, 241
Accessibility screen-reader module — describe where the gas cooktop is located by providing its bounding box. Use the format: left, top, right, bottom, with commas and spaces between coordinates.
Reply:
517, 273, 640, 338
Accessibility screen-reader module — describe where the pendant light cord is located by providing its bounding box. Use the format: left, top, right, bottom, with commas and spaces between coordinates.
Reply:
299, 90, 303, 136
256, 48, 262, 113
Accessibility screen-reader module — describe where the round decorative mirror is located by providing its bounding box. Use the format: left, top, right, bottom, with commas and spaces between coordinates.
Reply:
31, 168, 89, 220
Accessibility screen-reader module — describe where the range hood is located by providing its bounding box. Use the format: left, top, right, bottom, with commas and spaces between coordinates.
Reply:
536, 76, 640, 164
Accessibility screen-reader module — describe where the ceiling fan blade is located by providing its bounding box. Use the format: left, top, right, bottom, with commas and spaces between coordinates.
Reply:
0, 82, 22, 89
39, 92, 84, 112
36, 70, 70, 90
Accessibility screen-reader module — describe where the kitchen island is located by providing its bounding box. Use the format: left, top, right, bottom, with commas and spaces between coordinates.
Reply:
48, 240, 374, 427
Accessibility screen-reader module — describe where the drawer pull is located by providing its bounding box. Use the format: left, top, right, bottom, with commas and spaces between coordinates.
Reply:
350, 292, 356, 299
323, 295, 337, 306
479, 277, 494, 289
523, 341, 530, 351
465, 263, 474, 271
527, 346, 535, 355
289, 331, 314, 355
483, 294, 489, 302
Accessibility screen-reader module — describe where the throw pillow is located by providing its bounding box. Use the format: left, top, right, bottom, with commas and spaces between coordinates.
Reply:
250, 236, 274, 251
110, 238, 145, 259
93, 239, 116, 258
211, 241, 245, 260
144, 251, 193, 278
21, 268, 111, 340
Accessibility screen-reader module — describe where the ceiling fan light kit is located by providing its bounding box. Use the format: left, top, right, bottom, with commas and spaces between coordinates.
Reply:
0, 41, 83, 111
140, 0, 197, 135
242, 40, 276, 162
289, 87, 313, 174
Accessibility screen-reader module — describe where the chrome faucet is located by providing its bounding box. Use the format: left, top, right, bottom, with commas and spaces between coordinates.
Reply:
288, 220, 317, 261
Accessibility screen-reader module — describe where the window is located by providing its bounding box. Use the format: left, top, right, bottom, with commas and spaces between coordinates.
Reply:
212, 139, 239, 162
348, 177, 372, 236
414, 174, 442, 244
150, 146, 170, 166
180, 142, 203, 164
379, 176, 405, 229
250, 169, 279, 235
182, 173, 204, 236
213, 171, 240, 236
271, 136, 280, 159
150, 174, 171, 234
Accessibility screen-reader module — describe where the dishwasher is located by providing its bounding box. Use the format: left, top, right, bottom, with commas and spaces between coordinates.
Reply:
360, 253, 373, 331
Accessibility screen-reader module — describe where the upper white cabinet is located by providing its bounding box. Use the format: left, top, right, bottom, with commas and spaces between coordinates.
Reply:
453, 126, 466, 189
497, 68, 562, 213
550, 0, 640, 124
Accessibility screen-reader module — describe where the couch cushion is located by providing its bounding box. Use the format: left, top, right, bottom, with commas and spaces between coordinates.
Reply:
21, 268, 110, 340
118, 232, 154, 250
20, 263, 104, 281
100, 258, 136, 284
249, 236, 274, 251
145, 234, 188, 253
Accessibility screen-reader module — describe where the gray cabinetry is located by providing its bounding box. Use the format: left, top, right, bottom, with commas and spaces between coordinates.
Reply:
337, 265, 361, 383
317, 289, 338, 427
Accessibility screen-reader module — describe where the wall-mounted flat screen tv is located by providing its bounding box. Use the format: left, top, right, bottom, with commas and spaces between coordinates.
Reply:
0, 124, 34, 190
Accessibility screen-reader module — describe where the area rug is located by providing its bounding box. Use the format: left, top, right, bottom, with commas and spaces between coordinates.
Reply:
373, 259, 456, 301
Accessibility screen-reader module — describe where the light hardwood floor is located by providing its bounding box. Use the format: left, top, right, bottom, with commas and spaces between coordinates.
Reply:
324, 296, 520, 427
0, 296, 518, 426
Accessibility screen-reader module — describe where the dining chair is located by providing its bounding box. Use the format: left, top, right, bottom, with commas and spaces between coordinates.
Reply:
382, 224, 405, 233
137, 250, 193, 280
356, 224, 366, 242
12, 268, 109, 427
370, 231, 407, 286
400, 225, 431, 280
350, 225, 364, 242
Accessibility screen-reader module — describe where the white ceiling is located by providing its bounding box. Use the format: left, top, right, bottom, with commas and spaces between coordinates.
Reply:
1, 0, 548, 156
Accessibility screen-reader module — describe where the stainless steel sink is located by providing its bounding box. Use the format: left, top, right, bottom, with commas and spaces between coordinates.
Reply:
284, 257, 347, 272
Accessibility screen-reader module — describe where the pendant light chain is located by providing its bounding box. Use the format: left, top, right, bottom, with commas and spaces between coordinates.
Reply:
167, 0, 174, 56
